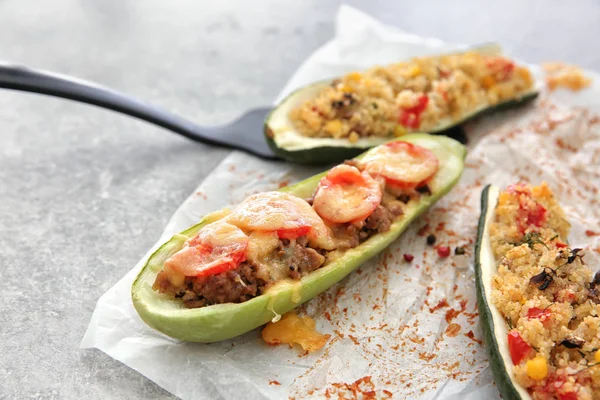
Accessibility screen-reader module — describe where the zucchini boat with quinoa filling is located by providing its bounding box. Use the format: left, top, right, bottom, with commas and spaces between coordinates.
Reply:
266, 46, 538, 164
132, 134, 466, 343
476, 183, 600, 400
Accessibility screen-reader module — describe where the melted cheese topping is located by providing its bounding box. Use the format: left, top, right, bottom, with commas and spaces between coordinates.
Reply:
189, 220, 249, 249
227, 191, 335, 250
361, 142, 439, 188
246, 231, 281, 281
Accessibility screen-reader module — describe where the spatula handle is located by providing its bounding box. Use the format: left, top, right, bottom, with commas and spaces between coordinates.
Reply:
0, 62, 220, 146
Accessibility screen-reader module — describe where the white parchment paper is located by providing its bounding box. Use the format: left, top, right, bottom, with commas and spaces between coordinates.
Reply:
81, 5, 600, 399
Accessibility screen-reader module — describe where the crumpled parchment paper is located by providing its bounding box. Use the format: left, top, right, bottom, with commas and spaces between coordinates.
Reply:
81, 5, 600, 399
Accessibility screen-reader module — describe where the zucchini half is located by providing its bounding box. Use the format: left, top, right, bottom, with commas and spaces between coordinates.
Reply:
132, 134, 466, 343
264, 46, 538, 165
475, 185, 531, 400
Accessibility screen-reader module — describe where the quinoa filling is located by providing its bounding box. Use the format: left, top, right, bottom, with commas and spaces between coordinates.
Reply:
288, 52, 535, 141
490, 182, 600, 400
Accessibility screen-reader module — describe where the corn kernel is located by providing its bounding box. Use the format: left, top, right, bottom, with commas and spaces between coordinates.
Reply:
526, 355, 548, 380
394, 125, 407, 137
408, 65, 421, 77
348, 132, 359, 143
340, 85, 353, 93
481, 75, 496, 89
323, 120, 343, 135
346, 72, 362, 82
595, 349, 600, 363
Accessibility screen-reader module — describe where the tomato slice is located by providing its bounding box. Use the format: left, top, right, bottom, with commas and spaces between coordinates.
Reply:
227, 191, 335, 250
164, 221, 248, 282
312, 165, 382, 224
362, 141, 439, 190
507, 330, 532, 365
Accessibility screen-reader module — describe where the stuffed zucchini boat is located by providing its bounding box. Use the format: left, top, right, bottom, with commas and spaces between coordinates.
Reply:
476, 183, 600, 400
265, 45, 538, 164
132, 133, 465, 343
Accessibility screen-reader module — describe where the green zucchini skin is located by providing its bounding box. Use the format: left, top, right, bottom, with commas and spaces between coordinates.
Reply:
265, 132, 366, 166
475, 185, 530, 400
132, 134, 466, 343
264, 85, 538, 166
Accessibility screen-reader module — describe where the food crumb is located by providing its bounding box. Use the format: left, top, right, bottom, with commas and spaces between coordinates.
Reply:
426, 234, 437, 245
445, 308, 460, 323
261, 311, 330, 353
454, 246, 465, 255
269, 380, 281, 386
429, 299, 449, 313
445, 323, 462, 337
403, 253, 414, 262
437, 245, 450, 257
418, 224, 429, 236
464, 330, 483, 345
324, 376, 391, 399
543, 62, 592, 92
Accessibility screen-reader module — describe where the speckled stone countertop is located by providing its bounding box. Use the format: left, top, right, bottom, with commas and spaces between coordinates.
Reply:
1, 1, 599, 398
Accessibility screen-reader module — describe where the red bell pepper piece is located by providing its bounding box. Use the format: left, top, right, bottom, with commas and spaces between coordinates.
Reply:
507, 330, 532, 365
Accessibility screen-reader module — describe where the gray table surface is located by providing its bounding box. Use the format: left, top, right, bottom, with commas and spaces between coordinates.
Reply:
1, 1, 599, 399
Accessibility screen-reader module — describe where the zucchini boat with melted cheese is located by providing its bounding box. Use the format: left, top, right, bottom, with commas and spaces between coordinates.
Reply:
132, 133, 465, 342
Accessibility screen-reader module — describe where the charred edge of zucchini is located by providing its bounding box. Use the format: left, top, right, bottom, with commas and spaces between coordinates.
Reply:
475, 185, 528, 400
265, 90, 539, 165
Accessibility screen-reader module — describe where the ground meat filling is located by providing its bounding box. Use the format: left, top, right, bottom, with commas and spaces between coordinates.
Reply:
153, 263, 264, 308
153, 165, 428, 308
153, 236, 325, 308
280, 236, 326, 280
332, 189, 411, 251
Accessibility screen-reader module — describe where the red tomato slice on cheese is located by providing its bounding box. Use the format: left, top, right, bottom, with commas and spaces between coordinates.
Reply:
361, 141, 439, 189
164, 221, 249, 281
313, 165, 382, 224
277, 225, 312, 240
